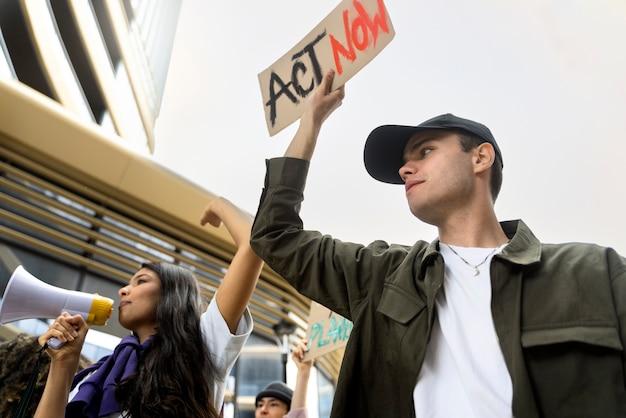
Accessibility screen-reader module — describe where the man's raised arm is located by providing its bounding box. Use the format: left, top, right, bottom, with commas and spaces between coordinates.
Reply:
250, 71, 402, 320
284, 70, 345, 161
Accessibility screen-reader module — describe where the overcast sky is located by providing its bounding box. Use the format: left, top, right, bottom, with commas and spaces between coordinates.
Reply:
154, 0, 626, 255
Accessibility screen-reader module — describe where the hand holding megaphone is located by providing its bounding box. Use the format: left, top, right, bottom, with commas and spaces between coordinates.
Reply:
38, 312, 89, 360
0, 266, 114, 350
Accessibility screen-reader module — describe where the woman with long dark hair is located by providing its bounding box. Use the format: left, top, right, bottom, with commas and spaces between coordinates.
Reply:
33, 198, 262, 418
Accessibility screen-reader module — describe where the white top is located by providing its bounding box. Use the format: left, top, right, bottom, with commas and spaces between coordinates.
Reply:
413, 244, 513, 418
68, 295, 253, 417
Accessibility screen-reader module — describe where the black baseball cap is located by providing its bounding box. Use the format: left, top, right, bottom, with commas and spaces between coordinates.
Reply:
363, 113, 503, 184
255, 381, 293, 408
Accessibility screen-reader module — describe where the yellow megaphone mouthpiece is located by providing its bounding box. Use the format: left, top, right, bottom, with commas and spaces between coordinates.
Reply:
87, 294, 114, 326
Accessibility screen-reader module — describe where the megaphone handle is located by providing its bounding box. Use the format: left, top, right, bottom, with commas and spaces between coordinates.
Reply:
47, 337, 65, 350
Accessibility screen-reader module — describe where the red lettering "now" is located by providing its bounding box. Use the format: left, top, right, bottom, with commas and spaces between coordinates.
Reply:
329, 0, 390, 75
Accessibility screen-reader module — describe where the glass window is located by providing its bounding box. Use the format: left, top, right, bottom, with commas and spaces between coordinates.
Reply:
89, 0, 121, 69
236, 351, 282, 397
0, 27, 16, 78
102, 216, 175, 251
0, 0, 54, 98
317, 371, 335, 418
19, 0, 94, 121
49, 0, 107, 122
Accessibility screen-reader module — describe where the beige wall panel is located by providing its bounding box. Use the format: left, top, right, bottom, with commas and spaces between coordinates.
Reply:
0, 80, 129, 185
0, 80, 232, 247
117, 156, 224, 238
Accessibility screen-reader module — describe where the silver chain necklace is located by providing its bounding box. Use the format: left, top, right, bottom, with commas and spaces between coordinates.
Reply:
443, 243, 499, 277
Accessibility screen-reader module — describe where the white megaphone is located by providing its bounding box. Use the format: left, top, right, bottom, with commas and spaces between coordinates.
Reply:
0, 265, 114, 349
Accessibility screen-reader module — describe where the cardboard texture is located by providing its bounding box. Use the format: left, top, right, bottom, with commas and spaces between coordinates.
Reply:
304, 301, 353, 362
258, 0, 395, 136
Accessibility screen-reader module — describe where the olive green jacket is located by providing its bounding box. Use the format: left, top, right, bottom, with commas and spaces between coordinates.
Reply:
251, 157, 626, 418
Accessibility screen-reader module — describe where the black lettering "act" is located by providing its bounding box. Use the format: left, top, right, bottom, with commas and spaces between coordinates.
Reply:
265, 31, 327, 127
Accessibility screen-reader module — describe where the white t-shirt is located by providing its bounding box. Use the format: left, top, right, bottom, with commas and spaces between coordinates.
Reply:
68, 295, 253, 417
413, 243, 513, 418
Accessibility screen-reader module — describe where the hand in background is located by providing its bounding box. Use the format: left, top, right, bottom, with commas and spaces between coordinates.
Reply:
290, 339, 313, 412
292, 339, 313, 373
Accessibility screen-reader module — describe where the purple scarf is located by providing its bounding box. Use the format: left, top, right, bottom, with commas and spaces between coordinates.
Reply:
66, 335, 152, 418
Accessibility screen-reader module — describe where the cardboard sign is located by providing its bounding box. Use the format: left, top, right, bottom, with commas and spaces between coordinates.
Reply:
303, 301, 353, 362
258, 0, 395, 136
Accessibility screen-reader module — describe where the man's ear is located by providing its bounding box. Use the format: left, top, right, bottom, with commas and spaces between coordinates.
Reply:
473, 143, 496, 174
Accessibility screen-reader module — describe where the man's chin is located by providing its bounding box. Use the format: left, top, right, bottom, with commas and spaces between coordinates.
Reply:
410, 204, 441, 227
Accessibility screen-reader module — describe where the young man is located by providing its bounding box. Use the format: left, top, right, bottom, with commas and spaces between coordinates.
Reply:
250, 70, 626, 418
255, 340, 311, 418
255, 382, 293, 418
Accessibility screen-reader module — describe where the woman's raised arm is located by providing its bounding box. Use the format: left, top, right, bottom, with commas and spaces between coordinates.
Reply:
201, 197, 263, 333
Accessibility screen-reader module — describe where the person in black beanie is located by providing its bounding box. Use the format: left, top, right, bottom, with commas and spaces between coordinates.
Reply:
256, 340, 311, 418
